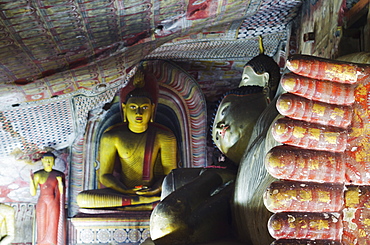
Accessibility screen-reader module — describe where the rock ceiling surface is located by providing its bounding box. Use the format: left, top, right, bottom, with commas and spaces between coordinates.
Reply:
0, 0, 302, 107
0, 0, 303, 160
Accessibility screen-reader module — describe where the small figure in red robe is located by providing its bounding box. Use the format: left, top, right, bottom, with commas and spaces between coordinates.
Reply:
30, 152, 65, 245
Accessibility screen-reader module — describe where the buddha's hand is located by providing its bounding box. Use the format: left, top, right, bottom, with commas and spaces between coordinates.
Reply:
134, 185, 161, 196
263, 54, 370, 244
56, 175, 64, 194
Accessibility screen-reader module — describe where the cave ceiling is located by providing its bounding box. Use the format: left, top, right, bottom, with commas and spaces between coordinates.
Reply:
0, 0, 302, 107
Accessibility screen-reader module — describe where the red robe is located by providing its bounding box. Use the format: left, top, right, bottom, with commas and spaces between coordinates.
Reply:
35, 170, 65, 245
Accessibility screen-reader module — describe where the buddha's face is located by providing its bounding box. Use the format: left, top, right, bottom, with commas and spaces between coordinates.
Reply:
123, 96, 154, 133
42, 156, 55, 172
239, 65, 269, 88
212, 92, 268, 163
213, 98, 240, 155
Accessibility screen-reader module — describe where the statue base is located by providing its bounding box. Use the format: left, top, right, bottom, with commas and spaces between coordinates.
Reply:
68, 211, 151, 244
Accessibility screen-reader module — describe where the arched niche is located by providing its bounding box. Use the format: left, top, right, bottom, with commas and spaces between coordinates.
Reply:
147, 59, 207, 168
68, 59, 207, 216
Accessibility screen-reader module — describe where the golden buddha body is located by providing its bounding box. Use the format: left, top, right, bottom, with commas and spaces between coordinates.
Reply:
77, 79, 178, 209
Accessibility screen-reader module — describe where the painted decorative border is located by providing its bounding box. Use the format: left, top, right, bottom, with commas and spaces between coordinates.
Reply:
69, 212, 151, 244
145, 59, 207, 167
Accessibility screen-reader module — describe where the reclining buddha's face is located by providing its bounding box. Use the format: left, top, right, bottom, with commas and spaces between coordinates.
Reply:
212, 91, 268, 164
212, 63, 271, 164
213, 96, 240, 156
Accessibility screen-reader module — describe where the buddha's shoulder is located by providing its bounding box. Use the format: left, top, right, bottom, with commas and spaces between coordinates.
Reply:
102, 123, 129, 136
150, 123, 175, 137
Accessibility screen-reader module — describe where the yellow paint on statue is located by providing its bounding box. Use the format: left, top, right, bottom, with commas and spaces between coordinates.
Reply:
288, 221, 296, 229
327, 63, 357, 83
355, 84, 367, 103
299, 190, 312, 202
274, 123, 288, 135
363, 219, 370, 227
312, 103, 325, 116
345, 189, 360, 207
308, 159, 319, 170
299, 219, 308, 229
286, 59, 299, 71
271, 220, 282, 231
276, 190, 297, 203
309, 128, 320, 141
317, 191, 330, 203
282, 77, 296, 91
268, 154, 285, 168
328, 156, 335, 165
324, 132, 339, 144
355, 142, 369, 162
350, 126, 363, 138
292, 126, 305, 138
331, 108, 344, 120
309, 219, 329, 230
277, 97, 291, 112
359, 229, 367, 237
287, 215, 296, 228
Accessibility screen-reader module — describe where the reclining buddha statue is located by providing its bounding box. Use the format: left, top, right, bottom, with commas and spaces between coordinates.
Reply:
149, 36, 281, 244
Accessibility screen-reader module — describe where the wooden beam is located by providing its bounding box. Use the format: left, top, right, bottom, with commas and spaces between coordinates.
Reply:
344, 0, 370, 28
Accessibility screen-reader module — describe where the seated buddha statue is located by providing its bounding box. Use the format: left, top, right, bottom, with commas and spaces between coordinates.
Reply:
77, 67, 178, 209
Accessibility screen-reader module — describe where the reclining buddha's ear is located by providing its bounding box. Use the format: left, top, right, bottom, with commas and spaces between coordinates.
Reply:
261, 72, 271, 103
122, 103, 127, 123
150, 103, 156, 123
262, 71, 269, 85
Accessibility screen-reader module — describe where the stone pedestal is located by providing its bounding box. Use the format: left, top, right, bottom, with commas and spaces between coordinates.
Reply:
69, 211, 151, 244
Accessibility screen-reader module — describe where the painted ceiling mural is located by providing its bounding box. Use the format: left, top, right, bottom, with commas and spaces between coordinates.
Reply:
0, 0, 301, 105
0, 0, 303, 207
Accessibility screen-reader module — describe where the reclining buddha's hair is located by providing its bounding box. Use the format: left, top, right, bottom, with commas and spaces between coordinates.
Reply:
245, 54, 281, 100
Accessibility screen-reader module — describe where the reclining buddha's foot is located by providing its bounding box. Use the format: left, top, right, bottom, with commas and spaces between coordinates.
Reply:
268, 212, 343, 241
264, 181, 344, 213
265, 182, 370, 243
264, 54, 370, 244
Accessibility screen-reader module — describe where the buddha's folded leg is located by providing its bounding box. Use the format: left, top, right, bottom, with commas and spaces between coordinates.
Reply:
76, 188, 160, 208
